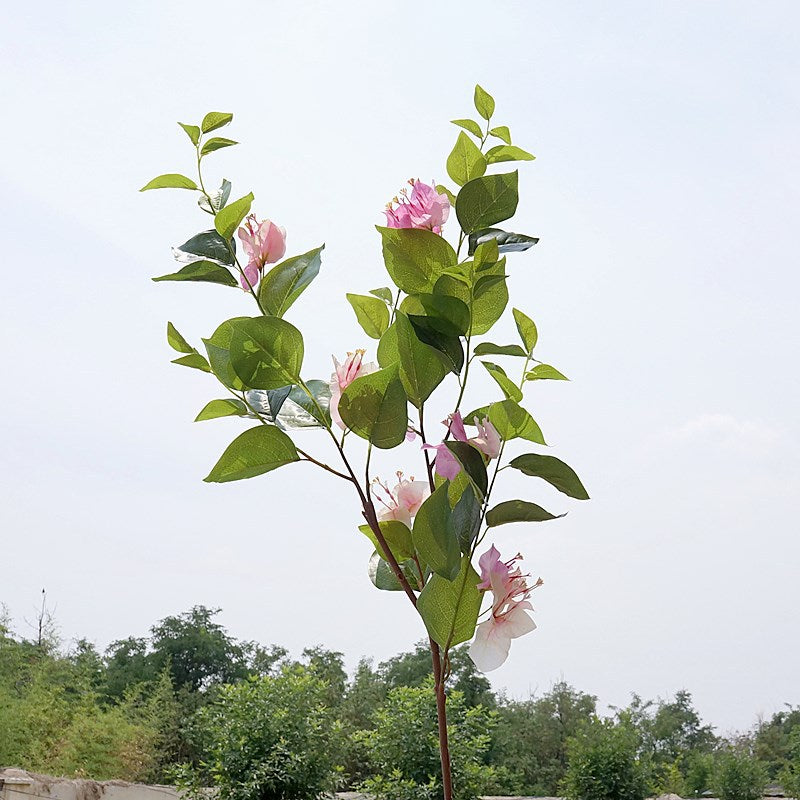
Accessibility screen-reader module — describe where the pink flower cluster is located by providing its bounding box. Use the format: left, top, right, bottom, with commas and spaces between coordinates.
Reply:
328, 350, 378, 430
469, 546, 542, 672
384, 179, 450, 234
237, 214, 287, 290
423, 411, 501, 481
374, 473, 430, 528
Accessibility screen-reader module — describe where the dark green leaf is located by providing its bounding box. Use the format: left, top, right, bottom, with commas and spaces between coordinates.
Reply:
201, 111, 233, 133
174, 230, 235, 266
140, 173, 197, 191
412, 485, 461, 581
200, 137, 238, 156
286, 381, 331, 427
228, 316, 304, 389
198, 178, 232, 214
451, 486, 482, 552
407, 316, 464, 374
368, 552, 420, 592
473, 342, 527, 357
526, 364, 569, 381
456, 171, 519, 234
417, 555, 482, 648
338, 365, 408, 449
508, 453, 589, 500
489, 126, 511, 144
512, 308, 538, 353
204, 425, 298, 483
446, 131, 486, 187
178, 122, 201, 145
171, 353, 211, 373
485, 145, 535, 164
202, 316, 250, 390
259, 245, 324, 317
395, 313, 448, 406
215, 192, 254, 239
481, 361, 523, 402
451, 118, 484, 138
444, 441, 488, 499
369, 287, 394, 304
358, 520, 415, 563
167, 321, 194, 354
486, 499, 565, 527
474, 84, 495, 120
377, 226, 458, 294
347, 293, 390, 339
153, 260, 237, 287
194, 398, 249, 421
468, 228, 539, 255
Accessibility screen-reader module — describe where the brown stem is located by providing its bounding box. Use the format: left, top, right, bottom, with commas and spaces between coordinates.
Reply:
430, 638, 454, 800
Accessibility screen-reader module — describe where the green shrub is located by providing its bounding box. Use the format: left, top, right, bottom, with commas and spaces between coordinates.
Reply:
779, 728, 800, 800
713, 747, 767, 800
562, 717, 648, 800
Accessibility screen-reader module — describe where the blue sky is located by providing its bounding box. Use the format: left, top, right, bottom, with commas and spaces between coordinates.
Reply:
2, 1, 798, 732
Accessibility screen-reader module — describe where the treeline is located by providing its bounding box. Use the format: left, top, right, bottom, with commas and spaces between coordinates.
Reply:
1, 605, 798, 800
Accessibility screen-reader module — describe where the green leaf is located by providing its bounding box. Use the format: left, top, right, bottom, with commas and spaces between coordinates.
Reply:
473, 238, 500, 269
465, 399, 546, 445
451, 118, 484, 138
451, 486, 482, 552
167, 321, 194, 354
407, 317, 464, 375
446, 131, 487, 187
338, 365, 408, 449
456, 171, 519, 234
228, 316, 304, 390
198, 178, 232, 214
512, 308, 538, 353
395, 313, 448, 407
153, 260, 237, 287
403, 293, 470, 337
481, 361, 523, 402
474, 273, 507, 299
285, 381, 331, 427
412, 485, 461, 581
444, 442, 488, 499
178, 122, 201, 145
194, 398, 249, 421
140, 173, 198, 192
377, 226, 458, 294
489, 125, 511, 144
358, 520, 415, 563
201, 111, 233, 133
174, 230, 235, 266
474, 84, 495, 120
346, 293, 390, 339
526, 364, 569, 381
171, 353, 211, 373
259, 245, 324, 317
377, 321, 400, 368
486, 499, 565, 527
508, 453, 589, 500
368, 552, 421, 592
473, 342, 527, 357
369, 287, 394, 304
417, 555, 482, 648
204, 425, 298, 483
485, 145, 535, 164
468, 228, 539, 255
202, 316, 249, 390
436, 184, 458, 206
214, 192, 254, 240
200, 137, 238, 156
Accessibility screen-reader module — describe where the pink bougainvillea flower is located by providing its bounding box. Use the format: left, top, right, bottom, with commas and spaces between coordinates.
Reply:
423, 411, 502, 480
236, 214, 287, 290
328, 350, 378, 430
374, 473, 430, 527
469, 546, 542, 672
384, 179, 451, 234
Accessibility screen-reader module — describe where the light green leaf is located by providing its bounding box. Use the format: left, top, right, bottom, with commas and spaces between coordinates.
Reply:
446, 131, 487, 187
167, 321, 194, 354
204, 425, 298, 483
481, 360, 523, 402
201, 111, 233, 133
456, 171, 519, 234
465, 399, 546, 445
338, 365, 408, 449
214, 192, 254, 240
153, 260, 237, 287
202, 316, 250, 391
171, 353, 211, 373
198, 178, 232, 214
228, 316, 304, 390
473, 342, 527, 357
486, 499, 565, 527
417, 555, 482, 648
358, 520, 415, 563
412, 484, 461, 581
508, 453, 589, 500
369, 287, 394, 304
474, 84, 495, 120
346, 293, 390, 339
451, 118, 484, 138
485, 145, 535, 164
377, 321, 400, 368
526, 364, 569, 381
140, 173, 198, 192
377, 226, 458, 294
394, 312, 447, 408
436, 184, 458, 206
512, 307, 538, 353
195, 398, 249, 422
200, 137, 238, 156
489, 125, 511, 144
259, 245, 324, 317
178, 122, 201, 145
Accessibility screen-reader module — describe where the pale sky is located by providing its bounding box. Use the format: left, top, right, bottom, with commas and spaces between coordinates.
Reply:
2, 1, 798, 734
